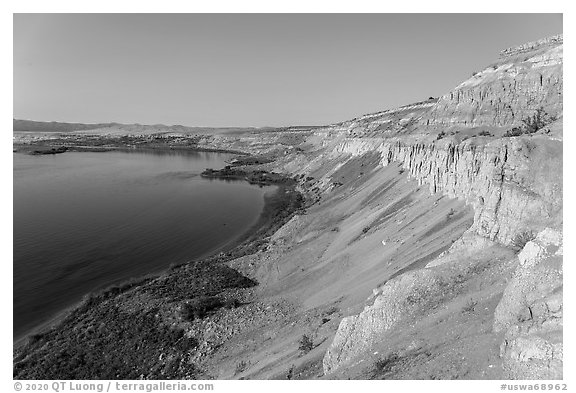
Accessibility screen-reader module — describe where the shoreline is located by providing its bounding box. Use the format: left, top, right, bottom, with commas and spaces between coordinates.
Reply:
13, 144, 249, 156
12, 133, 250, 157
13, 153, 304, 362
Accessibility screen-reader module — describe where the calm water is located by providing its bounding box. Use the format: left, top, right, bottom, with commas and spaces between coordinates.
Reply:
13, 150, 272, 340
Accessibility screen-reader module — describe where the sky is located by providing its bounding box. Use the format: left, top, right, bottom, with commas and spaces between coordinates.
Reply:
13, 14, 562, 127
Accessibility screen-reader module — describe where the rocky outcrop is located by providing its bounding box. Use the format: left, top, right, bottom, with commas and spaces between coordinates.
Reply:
322, 237, 512, 374
419, 36, 562, 128
494, 228, 563, 379
500, 35, 563, 59
323, 268, 442, 373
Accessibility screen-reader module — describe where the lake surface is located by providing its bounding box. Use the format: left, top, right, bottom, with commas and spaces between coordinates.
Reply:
13, 150, 273, 340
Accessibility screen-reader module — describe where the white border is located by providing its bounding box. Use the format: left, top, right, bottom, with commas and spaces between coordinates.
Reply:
3, 3, 571, 392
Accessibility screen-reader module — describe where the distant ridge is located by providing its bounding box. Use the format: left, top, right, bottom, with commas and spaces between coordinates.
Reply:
13, 119, 118, 133
12, 119, 260, 135
13, 119, 323, 135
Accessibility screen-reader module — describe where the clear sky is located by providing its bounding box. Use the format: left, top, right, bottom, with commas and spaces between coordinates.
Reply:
13, 14, 562, 127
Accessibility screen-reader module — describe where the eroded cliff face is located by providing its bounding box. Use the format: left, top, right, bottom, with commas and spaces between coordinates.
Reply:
321, 36, 563, 377
319, 135, 562, 247
381, 138, 562, 245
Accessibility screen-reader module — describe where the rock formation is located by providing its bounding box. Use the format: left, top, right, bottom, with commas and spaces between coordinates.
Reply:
494, 228, 563, 379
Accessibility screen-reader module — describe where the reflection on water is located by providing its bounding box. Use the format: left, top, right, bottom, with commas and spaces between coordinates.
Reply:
13, 150, 271, 340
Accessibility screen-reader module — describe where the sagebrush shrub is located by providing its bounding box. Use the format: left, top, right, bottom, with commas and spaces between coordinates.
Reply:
180, 296, 222, 321
510, 231, 536, 251
298, 335, 314, 353
504, 107, 557, 137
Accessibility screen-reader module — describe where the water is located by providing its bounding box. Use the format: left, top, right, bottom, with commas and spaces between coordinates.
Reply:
13, 150, 273, 340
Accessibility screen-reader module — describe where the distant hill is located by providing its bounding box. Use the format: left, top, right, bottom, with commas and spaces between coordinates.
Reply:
12, 119, 278, 136
13, 119, 117, 133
